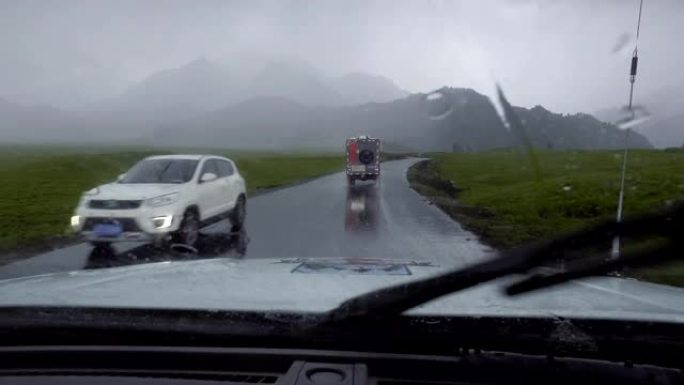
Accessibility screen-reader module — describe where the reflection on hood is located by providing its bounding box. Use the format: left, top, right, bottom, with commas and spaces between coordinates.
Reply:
1, 255, 684, 323
91, 182, 181, 201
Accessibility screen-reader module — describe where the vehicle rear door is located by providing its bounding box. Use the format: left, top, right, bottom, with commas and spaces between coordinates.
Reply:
346, 138, 362, 173
196, 159, 222, 219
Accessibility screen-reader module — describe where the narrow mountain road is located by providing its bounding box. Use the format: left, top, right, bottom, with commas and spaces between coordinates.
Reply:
0, 159, 493, 280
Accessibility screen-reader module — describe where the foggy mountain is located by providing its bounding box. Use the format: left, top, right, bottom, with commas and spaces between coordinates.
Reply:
154, 87, 651, 152
595, 84, 684, 148
92, 58, 234, 119
74, 58, 407, 139
0, 56, 651, 151
73, 58, 235, 141
513, 105, 651, 150
0, 98, 92, 143
328, 73, 408, 105
245, 60, 346, 106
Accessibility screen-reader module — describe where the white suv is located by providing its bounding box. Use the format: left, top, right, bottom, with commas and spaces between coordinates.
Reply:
71, 154, 246, 248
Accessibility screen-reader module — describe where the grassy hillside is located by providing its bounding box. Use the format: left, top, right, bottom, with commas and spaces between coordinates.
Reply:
409, 149, 684, 285
0, 148, 342, 251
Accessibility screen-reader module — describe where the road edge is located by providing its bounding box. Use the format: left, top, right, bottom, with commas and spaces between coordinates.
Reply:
406, 159, 501, 250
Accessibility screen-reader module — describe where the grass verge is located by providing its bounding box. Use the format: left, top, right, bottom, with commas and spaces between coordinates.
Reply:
407, 149, 684, 286
0, 149, 342, 254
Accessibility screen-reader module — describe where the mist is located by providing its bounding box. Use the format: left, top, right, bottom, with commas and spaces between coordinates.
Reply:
1, 0, 683, 147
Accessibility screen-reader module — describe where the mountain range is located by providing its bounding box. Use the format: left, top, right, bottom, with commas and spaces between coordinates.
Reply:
154, 87, 651, 151
0, 58, 653, 151
82, 58, 408, 132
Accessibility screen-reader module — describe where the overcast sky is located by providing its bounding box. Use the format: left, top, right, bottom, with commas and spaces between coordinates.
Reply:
1, 0, 682, 113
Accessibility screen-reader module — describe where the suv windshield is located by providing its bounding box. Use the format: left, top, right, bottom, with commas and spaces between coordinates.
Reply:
120, 159, 198, 184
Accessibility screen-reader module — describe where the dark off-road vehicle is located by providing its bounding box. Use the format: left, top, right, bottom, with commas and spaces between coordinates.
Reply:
345, 136, 381, 185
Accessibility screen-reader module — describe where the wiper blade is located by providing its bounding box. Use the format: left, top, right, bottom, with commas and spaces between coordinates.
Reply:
506, 240, 680, 296
325, 201, 683, 323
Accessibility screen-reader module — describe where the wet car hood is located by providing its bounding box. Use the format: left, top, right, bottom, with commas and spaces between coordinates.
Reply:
0, 257, 683, 322
90, 182, 182, 201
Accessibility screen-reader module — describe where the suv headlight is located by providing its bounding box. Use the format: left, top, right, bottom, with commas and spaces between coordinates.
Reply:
70, 215, 81, 228
147, 192, 179, 207
85, 187, 100, 196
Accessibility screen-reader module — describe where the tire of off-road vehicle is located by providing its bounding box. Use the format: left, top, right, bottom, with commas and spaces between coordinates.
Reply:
359, 149, 375, 165
172, 209, 200, 247
229, 195, 246, 231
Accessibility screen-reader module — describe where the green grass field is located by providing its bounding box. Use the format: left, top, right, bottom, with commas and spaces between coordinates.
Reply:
0, 148, 342, 251
410, 149, 684, 286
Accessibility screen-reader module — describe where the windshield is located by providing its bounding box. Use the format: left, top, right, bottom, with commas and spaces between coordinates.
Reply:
0, 0, 683, 336
120, 159, 198, 184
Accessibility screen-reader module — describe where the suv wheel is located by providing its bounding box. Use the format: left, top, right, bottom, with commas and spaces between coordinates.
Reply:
90, 241, 112, 249
230, 195, 246, 231
173, 210, 200, 247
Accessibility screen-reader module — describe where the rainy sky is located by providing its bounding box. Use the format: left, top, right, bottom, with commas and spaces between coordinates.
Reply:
1, 0, 682, 113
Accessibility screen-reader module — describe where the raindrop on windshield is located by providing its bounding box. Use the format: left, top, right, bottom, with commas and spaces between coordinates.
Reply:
612, 33, 634, 55
426, 92, 443, 101
614, 105, 651, 130
424, 89, 455, 120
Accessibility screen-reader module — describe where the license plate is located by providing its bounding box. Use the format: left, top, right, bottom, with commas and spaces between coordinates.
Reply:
93, 223, 123, 237
351, 165, 366, 172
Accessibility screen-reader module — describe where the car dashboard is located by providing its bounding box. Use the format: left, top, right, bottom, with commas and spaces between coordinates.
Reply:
2, 345, 683, 385
0, 307, 682, 385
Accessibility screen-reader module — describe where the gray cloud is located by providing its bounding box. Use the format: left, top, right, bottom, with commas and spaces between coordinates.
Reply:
1, 0, 682, 113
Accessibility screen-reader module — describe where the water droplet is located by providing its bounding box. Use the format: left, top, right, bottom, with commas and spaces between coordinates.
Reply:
425, 89, 455, 120
614, 105, 651, 130
612, 33, 633, 55
426, 92, 444, 101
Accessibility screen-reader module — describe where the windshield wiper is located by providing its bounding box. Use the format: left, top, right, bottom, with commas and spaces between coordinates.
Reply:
325, 200, 683, 323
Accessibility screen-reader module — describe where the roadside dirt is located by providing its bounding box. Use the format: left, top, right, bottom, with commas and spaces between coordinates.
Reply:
407, 159, 502, 249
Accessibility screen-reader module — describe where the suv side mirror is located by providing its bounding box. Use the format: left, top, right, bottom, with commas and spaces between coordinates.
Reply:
200, 172, 218, 183
117, 173, 126, 182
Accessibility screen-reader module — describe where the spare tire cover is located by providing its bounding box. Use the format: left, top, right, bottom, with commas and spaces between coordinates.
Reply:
359, 149, 375, 165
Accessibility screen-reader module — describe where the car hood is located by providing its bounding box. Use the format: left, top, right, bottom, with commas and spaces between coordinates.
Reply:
0, 257, 683, 322
90, 183, 183, 201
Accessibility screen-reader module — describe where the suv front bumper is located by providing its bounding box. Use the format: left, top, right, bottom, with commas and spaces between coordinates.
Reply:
71, 206, 183, 243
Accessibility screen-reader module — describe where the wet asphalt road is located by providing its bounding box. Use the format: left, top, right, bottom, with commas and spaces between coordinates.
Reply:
0, 158, 493, 280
